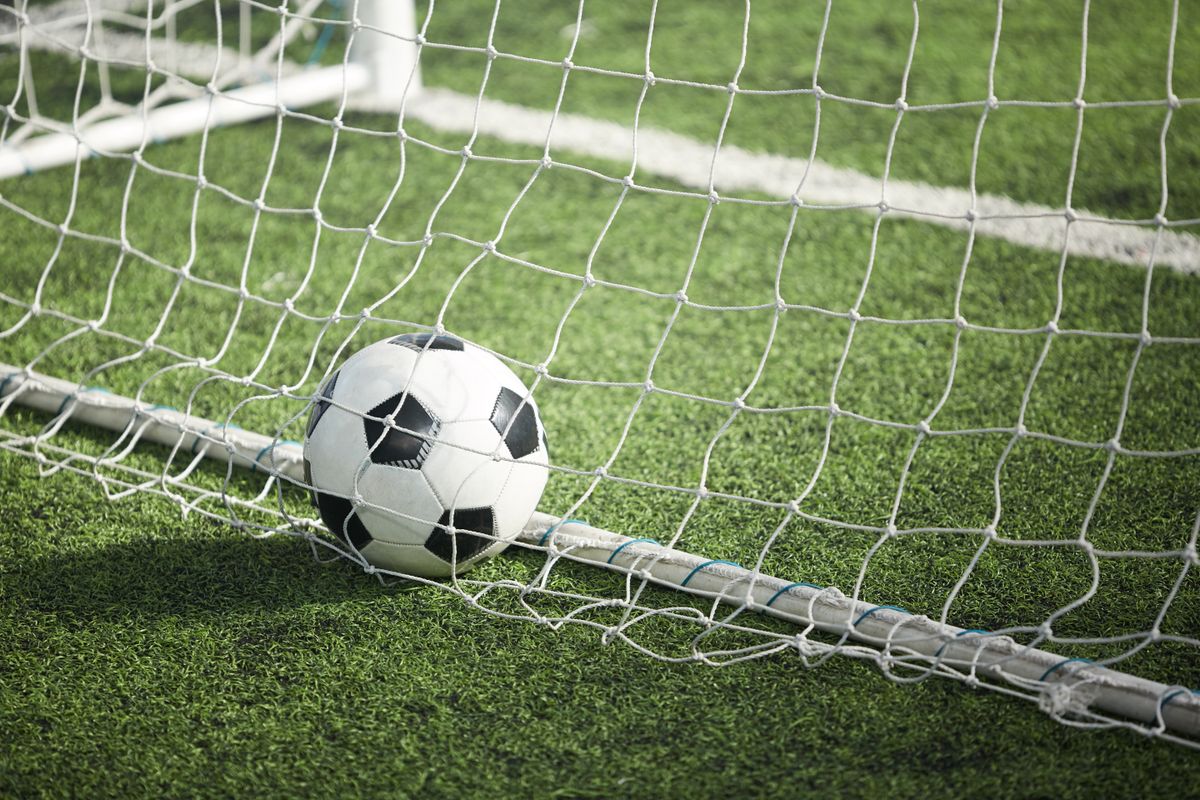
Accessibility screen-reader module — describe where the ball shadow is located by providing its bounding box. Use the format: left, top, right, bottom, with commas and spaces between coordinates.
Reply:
5, 527, 382, 624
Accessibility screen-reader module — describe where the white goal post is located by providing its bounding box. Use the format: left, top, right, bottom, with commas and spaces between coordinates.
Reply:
2, 0, 1199, 747
0, 0, 418, 177
3, 362, 1198, 738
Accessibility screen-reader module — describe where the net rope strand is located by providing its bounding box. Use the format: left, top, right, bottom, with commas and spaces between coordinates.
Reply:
0, 0, 1198, 747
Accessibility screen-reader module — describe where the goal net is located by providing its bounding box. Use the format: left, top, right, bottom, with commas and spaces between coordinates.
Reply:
2, 0, 1198, 745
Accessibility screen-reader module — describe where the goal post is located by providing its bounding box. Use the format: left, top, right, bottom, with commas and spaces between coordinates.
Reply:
0, 0, 420, 178
3, 361, 1197, 738
2, 0, 1199, 749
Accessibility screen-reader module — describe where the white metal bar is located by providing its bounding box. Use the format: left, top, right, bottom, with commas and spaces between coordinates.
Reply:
350, 0, 423, 108
0, 63, 369, 179
1, 361, 1196, 739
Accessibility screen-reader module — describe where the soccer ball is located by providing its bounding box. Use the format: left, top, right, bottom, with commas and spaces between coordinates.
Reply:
302, 333, 549, 578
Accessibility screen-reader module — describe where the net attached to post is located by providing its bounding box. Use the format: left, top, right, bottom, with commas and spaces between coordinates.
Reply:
1, 0, 1198, 745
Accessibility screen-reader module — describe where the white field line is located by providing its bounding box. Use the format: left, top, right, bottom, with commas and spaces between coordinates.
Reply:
400, 88, 1200, 274
8, 26, 255, 82
0, 0, 296, 82
3, 3, 1196, 275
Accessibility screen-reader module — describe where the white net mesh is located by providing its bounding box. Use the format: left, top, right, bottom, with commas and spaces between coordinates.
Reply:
2, 0, 1199, 745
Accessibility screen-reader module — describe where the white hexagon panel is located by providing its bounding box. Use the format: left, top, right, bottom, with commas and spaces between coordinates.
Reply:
302, 333, 549, 578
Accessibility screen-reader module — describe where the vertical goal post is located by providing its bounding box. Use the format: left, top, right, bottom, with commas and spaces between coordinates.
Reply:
0, 0, 421, 178
2, 0, 1199, 748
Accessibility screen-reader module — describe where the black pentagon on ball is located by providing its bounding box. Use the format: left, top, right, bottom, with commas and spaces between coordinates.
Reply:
305, 370, 339, 437
389, 332, 464, 352
425, 507, 495, 563
490, 386, 541, 460
313, 490, 373, 551
363, 391, 440, 468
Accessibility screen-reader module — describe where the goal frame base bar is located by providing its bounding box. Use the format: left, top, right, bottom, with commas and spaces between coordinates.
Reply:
1, 362, 1196, 743
0, 63, 370, 179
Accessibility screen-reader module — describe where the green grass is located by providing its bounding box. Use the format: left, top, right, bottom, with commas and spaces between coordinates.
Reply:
1, 460, 1199, 799
416, 0, 1200, 220
2, 1, 1200, 797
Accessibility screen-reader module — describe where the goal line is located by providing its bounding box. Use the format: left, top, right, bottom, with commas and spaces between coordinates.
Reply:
2, 362, 1197, 744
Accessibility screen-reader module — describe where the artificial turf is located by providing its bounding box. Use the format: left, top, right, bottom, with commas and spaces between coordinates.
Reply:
2, 456, 1199, 800
2, 1, 1199, 797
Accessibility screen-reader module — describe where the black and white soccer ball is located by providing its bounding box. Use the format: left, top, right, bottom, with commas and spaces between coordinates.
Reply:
302, 333, 549, 578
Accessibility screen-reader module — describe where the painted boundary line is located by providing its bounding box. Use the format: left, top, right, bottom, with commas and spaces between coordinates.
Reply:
402, 88, 1200, 274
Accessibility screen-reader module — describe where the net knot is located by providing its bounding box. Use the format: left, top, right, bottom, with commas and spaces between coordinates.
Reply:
794, 635, 819, 658
1038, 679, 1100, 718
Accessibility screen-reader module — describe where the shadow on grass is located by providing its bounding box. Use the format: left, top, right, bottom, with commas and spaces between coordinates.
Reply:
2, 528, 387, 623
